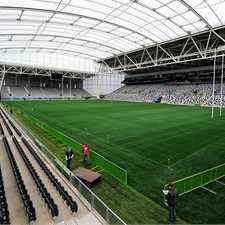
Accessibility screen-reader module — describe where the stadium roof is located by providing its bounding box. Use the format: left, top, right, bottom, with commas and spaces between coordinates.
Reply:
0, 0, 225, 61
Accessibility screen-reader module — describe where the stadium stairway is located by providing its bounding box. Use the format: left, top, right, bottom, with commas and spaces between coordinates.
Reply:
0, 108, 107, 225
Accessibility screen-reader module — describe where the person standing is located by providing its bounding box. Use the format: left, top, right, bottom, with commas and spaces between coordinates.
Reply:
166, 184, 177, 224
65, 147, 74, 170
82, 144, 90, 165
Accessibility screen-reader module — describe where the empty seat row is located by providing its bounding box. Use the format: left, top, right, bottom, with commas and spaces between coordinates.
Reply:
0, 167, 10, 224
1, 115, 13, 136
0, 108, 22, 137
22, 138, 78, 213
12, 137, 59, 217
7, 118, 22, 137
3, 136, 36, 222
0, 123, 4, 136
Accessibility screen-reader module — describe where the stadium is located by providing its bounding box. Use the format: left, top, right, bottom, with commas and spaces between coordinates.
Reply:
0, 0, 225, 224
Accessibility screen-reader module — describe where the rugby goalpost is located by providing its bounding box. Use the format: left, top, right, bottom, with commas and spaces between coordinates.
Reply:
211, 54, 224, 119
164, 56, 225, 194
220, 55, 224, 117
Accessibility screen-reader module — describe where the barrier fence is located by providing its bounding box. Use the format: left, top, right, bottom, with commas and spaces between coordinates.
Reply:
166, 162, 225, 195
22, 113, 127, 185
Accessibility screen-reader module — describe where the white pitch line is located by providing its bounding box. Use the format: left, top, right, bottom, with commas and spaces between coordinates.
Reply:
216, 180, 225, 186
201, 186, 217, 195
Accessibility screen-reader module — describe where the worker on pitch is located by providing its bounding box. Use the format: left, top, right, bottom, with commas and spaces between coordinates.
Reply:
82, 144, 90, 165
65, 147, 74, 171
164, 183, 177, 224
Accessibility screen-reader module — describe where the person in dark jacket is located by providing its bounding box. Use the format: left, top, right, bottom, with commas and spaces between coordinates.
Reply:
166, 184, 177, 223
65, 147, 74, 171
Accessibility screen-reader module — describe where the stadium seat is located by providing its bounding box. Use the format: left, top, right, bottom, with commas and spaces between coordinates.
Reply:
0, 168, 10, 224
0, 109, 22, 137
0, 123, 4, 136
2, 117, 13, 136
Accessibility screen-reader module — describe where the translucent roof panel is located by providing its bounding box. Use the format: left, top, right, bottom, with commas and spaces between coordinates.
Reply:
0, 0, 224, 61
0, 52, 100, 73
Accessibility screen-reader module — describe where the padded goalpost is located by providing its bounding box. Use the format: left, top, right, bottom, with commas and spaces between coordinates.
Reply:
211, 54, 225, 118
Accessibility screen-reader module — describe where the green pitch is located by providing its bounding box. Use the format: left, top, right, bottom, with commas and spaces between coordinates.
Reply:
6, 100, 225, 223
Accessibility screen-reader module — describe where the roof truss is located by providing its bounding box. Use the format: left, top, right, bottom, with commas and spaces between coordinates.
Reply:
0, 63, 96, 79
100, 26, 225, 72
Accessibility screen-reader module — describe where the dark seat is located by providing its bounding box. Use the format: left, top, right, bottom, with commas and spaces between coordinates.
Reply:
0, 167, 10, 224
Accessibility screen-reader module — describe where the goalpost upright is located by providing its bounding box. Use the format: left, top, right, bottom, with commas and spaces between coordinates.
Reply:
211, 54, 216, 119
220, 55, 224, 117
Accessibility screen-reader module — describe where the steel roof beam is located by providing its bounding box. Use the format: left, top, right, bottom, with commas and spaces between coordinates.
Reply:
177, 0, 211, 29
0, 63, 96, 78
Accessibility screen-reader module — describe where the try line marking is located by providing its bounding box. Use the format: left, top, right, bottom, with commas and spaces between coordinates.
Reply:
201, 186, 217, 195
216, 180, 225, 186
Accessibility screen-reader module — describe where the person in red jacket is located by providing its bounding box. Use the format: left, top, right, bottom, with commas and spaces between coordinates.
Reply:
82, 144, 90, 165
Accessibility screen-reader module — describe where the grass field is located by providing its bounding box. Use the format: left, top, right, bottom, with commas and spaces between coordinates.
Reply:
6, 100, 225, 223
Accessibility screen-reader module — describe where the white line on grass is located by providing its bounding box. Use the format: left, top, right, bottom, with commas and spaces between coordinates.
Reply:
201, 186, 217, 195
170, 139, 223, 168
216, 180, 225, 186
